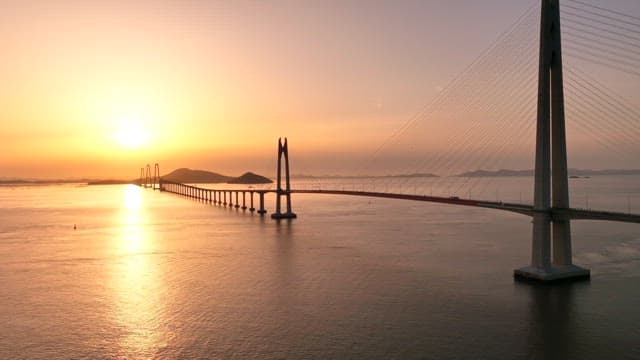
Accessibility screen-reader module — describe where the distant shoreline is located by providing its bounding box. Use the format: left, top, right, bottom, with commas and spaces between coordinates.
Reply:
3, 168, 640, 186
455, 169, 640, 178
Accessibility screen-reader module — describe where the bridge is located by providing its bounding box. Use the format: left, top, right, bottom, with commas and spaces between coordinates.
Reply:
137, 0, 640, 283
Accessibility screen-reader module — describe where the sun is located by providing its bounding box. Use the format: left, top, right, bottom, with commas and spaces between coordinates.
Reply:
113, 119, 150, 149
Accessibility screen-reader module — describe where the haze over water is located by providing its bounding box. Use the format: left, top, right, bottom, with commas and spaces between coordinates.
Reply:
1, 179, 639, 359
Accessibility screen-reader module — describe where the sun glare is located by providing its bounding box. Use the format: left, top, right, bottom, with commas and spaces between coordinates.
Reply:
113, 119, 150, 149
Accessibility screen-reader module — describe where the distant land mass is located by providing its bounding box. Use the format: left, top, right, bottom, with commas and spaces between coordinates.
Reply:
291, 173, 438, 179
161, 168, 273, 184
456, 169, 640, 177
87, 179, 134, 185
162, 168, 232, 183
3, 168, 639, 186
1, 178, 103, 185
227, 172, 273, 184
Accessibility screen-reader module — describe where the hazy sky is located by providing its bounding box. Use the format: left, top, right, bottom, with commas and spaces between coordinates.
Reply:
2, 0, 639, 179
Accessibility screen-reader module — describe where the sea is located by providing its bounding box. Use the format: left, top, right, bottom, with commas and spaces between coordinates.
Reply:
1, 176, 639, 359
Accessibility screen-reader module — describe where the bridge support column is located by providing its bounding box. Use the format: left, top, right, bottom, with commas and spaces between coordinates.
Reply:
250, 192, 256, 212
242, 192, 247, 210
258, 192, 267, 215
235, 192, 240, 208
515, 0, 589, 282
271, 138, 297, 220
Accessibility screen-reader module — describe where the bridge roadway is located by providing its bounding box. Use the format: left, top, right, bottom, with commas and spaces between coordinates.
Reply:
154, 181, 640, 224
290, 189, 640, 224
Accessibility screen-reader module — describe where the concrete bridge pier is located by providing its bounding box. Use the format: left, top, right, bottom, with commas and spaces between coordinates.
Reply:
249, 192, 256, 212
258, 192, 267, 215
235, 192, 240, 209
242, 192, 247, 210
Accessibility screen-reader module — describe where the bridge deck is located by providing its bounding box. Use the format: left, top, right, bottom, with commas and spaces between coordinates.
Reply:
291, 189, 640, 224
154, 181, 640, 224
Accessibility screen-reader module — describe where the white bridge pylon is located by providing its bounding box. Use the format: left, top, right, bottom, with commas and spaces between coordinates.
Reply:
514, 0, 590, 282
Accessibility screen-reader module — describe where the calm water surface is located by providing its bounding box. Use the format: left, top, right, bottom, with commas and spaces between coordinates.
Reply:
0, 179, 639, 359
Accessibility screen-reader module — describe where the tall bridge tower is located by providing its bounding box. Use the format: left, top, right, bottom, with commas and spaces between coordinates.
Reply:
515, 0, 589, 282
272, 137, 297, 220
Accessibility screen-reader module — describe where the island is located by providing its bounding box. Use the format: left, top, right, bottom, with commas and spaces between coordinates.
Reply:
159, 168, 272, 184
227, 172, 273, 184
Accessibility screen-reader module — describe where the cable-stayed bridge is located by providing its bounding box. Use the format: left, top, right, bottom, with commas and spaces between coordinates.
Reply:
138, 0, 640, 282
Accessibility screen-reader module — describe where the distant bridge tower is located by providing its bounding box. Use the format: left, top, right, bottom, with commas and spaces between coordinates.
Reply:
153, 163, 161, 191
145, 164, 151, 188
272, 137, 297, 220
515, 0, 589, 281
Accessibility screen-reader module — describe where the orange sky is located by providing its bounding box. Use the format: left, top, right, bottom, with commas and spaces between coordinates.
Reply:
2, 0, 639, 179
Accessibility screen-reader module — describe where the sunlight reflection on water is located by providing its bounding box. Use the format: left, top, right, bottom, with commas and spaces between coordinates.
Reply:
112, 184, 168, 358
0, 181, 639, 359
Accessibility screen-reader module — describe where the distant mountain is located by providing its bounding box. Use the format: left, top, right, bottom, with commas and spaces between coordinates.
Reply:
290, 173, 438, 179
387, 173, 439, 178
161, 168, 272, 184
1, 179, 94, 185
87, 179, 134, 185
456, 168, 640, 177
568, 169, 640, 176
162, 168, 232, 183
457, 169, 534, 177
227, 172, 273, 184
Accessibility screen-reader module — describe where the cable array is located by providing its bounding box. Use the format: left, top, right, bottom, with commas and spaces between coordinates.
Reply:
355, 2, 540, 200
345, 0, 640, 203
562, 0, 640, 77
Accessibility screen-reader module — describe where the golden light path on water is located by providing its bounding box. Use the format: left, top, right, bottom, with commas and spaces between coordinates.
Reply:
0, 181, 640, 358
111, 185, 169, 357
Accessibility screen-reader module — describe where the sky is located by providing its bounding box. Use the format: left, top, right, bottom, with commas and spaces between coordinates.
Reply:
1, 0, 639, 179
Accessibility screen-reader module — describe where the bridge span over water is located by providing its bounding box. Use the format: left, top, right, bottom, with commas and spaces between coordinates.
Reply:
138, 0, 640, 283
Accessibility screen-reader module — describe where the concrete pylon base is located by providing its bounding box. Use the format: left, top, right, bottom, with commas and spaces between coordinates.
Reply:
514, 264, 590, 283
271, 212, 297, 220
